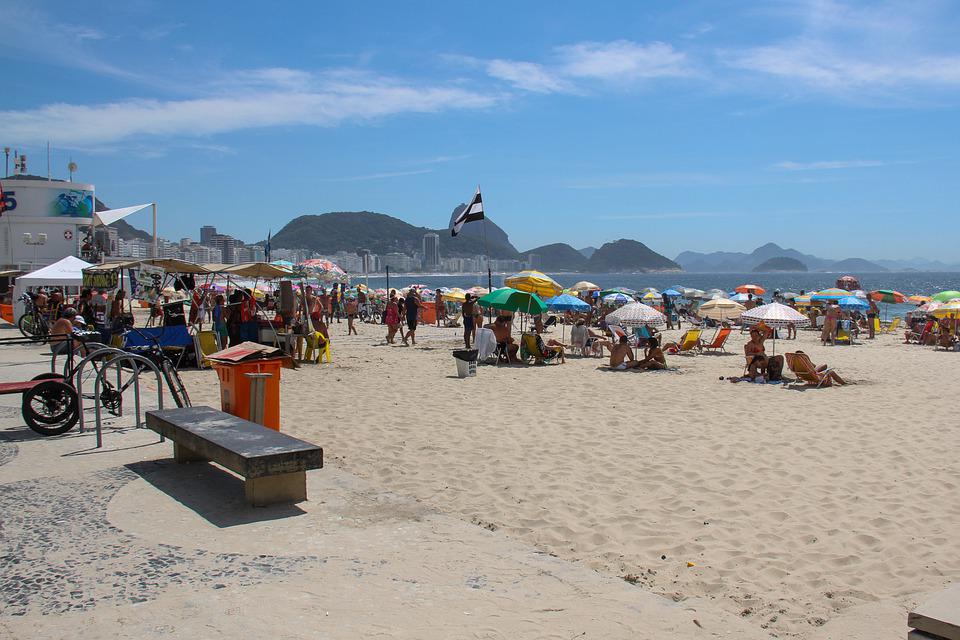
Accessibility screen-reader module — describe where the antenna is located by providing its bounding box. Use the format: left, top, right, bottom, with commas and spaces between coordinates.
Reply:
68, 160, 77, 182
47, 141, 51, 180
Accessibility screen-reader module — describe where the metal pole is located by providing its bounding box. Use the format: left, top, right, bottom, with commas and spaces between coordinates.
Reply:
245, 372, 271, 426
152, 203, 158, 258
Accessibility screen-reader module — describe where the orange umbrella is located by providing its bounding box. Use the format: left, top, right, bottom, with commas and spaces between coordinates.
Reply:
735, 284, 766, 295
908, 295, 931, 305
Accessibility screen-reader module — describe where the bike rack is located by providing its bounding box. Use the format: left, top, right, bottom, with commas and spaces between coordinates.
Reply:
92, 353, 166, 449
69, 346, 129, 432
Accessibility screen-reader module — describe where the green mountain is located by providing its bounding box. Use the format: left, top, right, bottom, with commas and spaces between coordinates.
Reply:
270, 210, 519, 258
521, 243, 588, 271
587, 239, 680, 272
753, 256, 808, 272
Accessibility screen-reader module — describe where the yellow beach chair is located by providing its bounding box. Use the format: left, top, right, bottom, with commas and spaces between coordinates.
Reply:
303, 331, 331, 363
883, 317, 901, 334
669, 328, 702, 354
873, 317, 882, 334
835, 322, 852, 345
193, 329, 222, 368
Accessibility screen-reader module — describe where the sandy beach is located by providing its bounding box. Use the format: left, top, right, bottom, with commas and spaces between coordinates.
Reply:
178, 318, 960, 638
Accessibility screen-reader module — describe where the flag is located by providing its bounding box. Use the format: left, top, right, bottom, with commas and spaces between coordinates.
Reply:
265, 230, 271, 262
451, 187, 484, 237
0, 181, 6, 215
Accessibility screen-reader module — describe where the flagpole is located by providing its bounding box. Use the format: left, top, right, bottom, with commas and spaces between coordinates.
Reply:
479, 185, 493, 323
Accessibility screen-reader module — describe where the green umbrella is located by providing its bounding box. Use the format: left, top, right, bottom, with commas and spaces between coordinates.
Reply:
868, 289, 906, 304
932, 290, 960, 303
477, 287, 547, 314
598, 287, 637, 297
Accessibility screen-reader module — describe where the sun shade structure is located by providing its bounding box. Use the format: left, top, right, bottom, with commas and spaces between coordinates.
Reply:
735, 284, 766, 295
810, 288, 852, 301
544, 293, 591, 312
602, 292, 634, 305
838, 296, 869, 311
569, 280, 600, 293
931, 302, 960, 318
868, 289, 906, 304
605, 302, 666, 327
17, 256, 92, 287
698, 298, 746, 321
93, 203, 152, 227
222, 262, 292, 278
504, 271, 563, 298
477, 287, 547, 314
932, 291, 960, 303
741, 302, 810, 328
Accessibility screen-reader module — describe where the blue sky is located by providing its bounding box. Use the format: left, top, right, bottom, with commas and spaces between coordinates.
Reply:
2, 0, 958, 260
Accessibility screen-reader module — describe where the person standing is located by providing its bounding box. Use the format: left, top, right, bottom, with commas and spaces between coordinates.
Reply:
345, 295, 358, 335
385, 295, 400, 343
867, 298, 879, 339
403, 289, 421, 346
461, 294, 476, 349
212, 294, 228, 345
435, 289, 445, 327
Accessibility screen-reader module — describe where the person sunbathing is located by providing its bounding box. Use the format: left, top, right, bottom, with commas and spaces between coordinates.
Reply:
744, 327, 768, 379
635, 335, 667, 370
600, 335, 641, 370
790, 350, 847, 386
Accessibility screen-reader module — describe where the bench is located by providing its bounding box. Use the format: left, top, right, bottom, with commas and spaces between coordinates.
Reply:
908, 583, 960, 640
145, 406, 323, 506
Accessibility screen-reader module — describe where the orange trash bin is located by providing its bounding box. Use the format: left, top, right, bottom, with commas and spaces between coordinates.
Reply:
211, 358, 283, 430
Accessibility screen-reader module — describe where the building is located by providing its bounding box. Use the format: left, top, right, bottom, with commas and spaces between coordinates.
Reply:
526, 253, 542, 270
381, 252, 418, 272
209, 234, 240, 263
422, 233, 440, 271
200, 226, 217, 245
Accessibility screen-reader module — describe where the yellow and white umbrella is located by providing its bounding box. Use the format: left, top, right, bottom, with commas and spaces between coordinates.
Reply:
699, 298, 746, 321
504, 270, 563, 298
569, 280, 600, 293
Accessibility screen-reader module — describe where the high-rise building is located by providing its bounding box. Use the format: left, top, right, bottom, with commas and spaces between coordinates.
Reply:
526, 253, 542, 270
200, 225, 217, 245
210, 233, 240, 263
422, 233, 440, 270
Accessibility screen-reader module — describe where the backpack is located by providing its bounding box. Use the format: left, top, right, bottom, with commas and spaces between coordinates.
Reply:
767, 355, 784, 381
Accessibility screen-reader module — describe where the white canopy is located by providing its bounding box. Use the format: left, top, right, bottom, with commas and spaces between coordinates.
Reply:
93, 203, 152, 227
17, 256, 92, 287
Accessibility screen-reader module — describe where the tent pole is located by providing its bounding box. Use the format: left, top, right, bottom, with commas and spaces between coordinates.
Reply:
151, 203, 158, 258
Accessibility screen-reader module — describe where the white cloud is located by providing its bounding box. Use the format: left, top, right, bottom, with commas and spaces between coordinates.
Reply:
557, 40, 692, 80
486, 59, 571, 93
319, 169, 433, 182
0, 74, 498, 146
774, 159, 887, 170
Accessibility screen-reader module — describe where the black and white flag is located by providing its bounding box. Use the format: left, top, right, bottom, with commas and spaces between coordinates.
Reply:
451, 187, 484, 236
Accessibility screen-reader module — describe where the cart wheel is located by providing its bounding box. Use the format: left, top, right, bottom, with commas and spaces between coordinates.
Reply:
22, 381, 79, 436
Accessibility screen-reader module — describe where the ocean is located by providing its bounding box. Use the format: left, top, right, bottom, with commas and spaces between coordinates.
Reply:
357, 271, 960, 318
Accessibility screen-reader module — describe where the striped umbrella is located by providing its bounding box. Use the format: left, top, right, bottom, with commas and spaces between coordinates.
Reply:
602, 292, 634, 305
908, 295, 931, 305
699, 298, 746, 321
810, 288, 851, 301
869, 289, 906, 304
504, 271, 563, 298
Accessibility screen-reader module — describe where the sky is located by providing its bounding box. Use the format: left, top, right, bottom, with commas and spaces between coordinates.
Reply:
2, 0, 958, 261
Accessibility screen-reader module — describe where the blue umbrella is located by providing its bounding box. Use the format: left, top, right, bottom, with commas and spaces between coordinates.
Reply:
662, 288, 683, 297
602, 293, 634, 305
544, 293, 591, 312
838, 296, 869, 311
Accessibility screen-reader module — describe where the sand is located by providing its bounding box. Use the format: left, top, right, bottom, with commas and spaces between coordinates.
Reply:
181, 318, 960, 638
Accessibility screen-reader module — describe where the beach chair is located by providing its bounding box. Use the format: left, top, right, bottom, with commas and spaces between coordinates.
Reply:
668, 329, 702, 354
883, 317, 901, 334
520, 333, 563, 365
784, 352, 842, 388
193, 329, 221, 369
873, 317, 882, 334
701, 327, 732, 352
303, 331, 331, 363
835, 320, 852, 345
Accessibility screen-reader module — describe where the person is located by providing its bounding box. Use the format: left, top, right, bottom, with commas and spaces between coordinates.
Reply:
75, 289, 93, 326
600, 334, 640, 370
744, 327, 767, 379
385, 295, 400, 343
396, 292, 408, 342
226, 289, 244, 346
662, 294, 675, 330
189, 287, 204, 326
318, 288, 331, 325
636, 334, 667, 370
109, 289, 128, 332
331, 284, 342, 324
49, 307, 81, 369
867, 298, 879, 339
821, 302, 839, 345
472, 300, 483, 343
345, 295, 358, 335
461, 294, 476, 349
532, 330, 566, 363
212, 294, 228, 345
491, 315, 519, 362
431, 289, 443, 327
403, 289, 421, 346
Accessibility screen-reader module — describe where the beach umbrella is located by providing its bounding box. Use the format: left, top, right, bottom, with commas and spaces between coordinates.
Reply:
699, 298, 746, 321
781, 291, 800, 300
640, 291, 662, 302
793, 295, 812, 306
544, 293, 591, 312
569, 280, 601, 293
838, 296, 869, 311
504, 270, 563, 298
730, 292, 751, 303
931, 301, 960, 318
740, 302, 810, 355
599, 286, 637, 297
868, 290, 905, 304
735, 284, 766, 295
932, 290, 960, 303
465, 286, 491, 297
908, 295, 931, 305
662, 288, 684, 298
705, 288, 728, 299
477, 287, 547, 315
683, 288, 706, 299
640, 287, 660, 295
602, 292, 634, 305
810, 288, 851, 301
605, 302, 666, 328
270, 259, 295, 268
917, 301, 941, 313
849, 290, 867, 299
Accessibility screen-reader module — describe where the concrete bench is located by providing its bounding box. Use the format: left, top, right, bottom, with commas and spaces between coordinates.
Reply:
145, 406, 323, 506
908, 583, 960, 640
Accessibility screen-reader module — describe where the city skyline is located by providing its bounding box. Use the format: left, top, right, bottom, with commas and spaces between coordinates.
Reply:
2, 1, 959, 260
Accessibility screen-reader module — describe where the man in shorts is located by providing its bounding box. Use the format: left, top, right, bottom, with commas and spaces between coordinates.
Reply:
403, 289, 421, 346
461, 294, 476, 348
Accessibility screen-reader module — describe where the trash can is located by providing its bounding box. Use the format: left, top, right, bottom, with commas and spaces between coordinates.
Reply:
211, 358, 284, 430
452, 349, 478, 378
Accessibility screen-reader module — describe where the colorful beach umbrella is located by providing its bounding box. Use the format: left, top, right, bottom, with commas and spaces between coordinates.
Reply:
931, 301, 960, 318
735, 284, 766, 295
683, 288, 707, 299
602, 292, 634, 305
868, 289, 906, 304
662, 288, 684, 297
810, 288, 851, 301
476, 287, 547, 314
907, 295, 931, 305
544, 293, 591, 312
932, 290, 960, 303
504, 271, 563, 298
605, 302, 666, 327
838, 296, 869, 311
599, 287, 637, 297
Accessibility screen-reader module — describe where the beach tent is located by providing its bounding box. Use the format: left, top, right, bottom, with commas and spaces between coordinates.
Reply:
16, 255, 92, 288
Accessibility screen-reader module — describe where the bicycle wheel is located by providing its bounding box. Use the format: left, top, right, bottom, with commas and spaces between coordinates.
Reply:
18, 313, 38, 338
22, 381, 79, 436
162, 361, 191, 408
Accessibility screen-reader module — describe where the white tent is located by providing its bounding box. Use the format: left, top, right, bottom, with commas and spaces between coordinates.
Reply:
13, 256, 93, 321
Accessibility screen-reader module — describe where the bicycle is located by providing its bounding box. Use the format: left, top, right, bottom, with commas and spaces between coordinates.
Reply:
17, 293, 50, 339
123, 327, 191, 409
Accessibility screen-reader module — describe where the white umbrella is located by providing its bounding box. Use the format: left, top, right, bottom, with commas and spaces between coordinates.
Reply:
705, 288, 728, 299
683, 288, 706, 299
605, 302, 666, 327
640, 287, 661, 295
699, 298, 746, 321
740, 302, 810, 355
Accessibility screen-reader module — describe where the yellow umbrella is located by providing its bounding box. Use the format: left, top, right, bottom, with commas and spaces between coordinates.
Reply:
443, 289, 466, 302
504, 270, 563, 298
931, 301, 960, 318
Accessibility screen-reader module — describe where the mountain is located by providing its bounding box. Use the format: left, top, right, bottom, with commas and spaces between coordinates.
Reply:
676, 243, 833, 272
828, 258, 888, 272
578, 246, 597, 259
587, 239, 680, 272
753, 256, 807, 272
270, 209, 519, 258
521, 243, 588, 271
